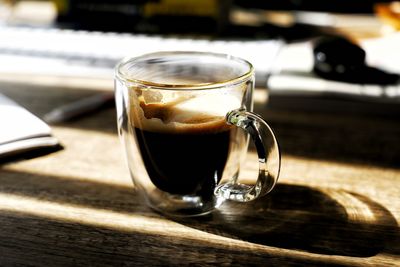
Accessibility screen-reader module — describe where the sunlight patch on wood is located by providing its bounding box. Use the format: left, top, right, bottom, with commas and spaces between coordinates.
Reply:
0, 192, 245, 245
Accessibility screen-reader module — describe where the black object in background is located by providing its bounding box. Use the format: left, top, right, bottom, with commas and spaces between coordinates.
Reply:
234, 0, 393, 13
55, 0, 369, 39
56, 0, 150, 32
56, 0, 231, 34
313, 36, 400, 85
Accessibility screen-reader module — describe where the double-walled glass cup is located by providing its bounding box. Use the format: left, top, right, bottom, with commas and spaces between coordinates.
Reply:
115, 51, 280, 216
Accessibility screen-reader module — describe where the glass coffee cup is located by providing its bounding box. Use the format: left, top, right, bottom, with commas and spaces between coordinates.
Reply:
115, 51, 280, 216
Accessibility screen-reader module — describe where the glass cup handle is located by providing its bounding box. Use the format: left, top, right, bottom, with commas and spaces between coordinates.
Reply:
215, 108, 281, 202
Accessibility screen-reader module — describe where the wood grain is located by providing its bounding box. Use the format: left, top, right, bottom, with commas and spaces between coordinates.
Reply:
0, 81, 399, 266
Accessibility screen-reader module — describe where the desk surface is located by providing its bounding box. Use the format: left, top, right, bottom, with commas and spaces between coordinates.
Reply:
0, 80, 399, 266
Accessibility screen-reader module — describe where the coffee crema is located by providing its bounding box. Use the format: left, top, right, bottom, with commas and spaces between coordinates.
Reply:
130, 93, 240, 132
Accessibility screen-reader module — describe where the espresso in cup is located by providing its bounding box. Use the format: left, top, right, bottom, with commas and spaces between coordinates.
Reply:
131, 93, 240, 200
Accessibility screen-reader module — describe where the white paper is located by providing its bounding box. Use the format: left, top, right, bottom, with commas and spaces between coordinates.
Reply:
0, 93, 52, 146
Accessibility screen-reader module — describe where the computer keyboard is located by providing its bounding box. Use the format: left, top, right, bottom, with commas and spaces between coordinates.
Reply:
0, 26, 283, 87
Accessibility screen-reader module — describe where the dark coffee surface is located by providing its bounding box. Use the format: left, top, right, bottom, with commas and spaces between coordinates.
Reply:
134, 127, 231, 197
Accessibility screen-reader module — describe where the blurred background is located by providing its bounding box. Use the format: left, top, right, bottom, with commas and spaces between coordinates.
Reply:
0, 1, 399, 95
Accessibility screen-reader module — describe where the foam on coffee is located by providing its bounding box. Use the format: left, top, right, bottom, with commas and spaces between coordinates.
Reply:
130, 92, 241, 134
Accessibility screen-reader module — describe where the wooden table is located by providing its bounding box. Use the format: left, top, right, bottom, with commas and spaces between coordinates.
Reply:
0, 79, 399, 266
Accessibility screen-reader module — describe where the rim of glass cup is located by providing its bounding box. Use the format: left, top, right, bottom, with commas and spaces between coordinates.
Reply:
115, 51, 254, 90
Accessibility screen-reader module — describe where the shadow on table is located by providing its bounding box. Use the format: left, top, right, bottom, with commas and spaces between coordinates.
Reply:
173, 183, 400, 257
255, 108, 400, 169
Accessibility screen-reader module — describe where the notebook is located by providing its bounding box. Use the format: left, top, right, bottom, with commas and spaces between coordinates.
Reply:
0, 93, 61, 162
